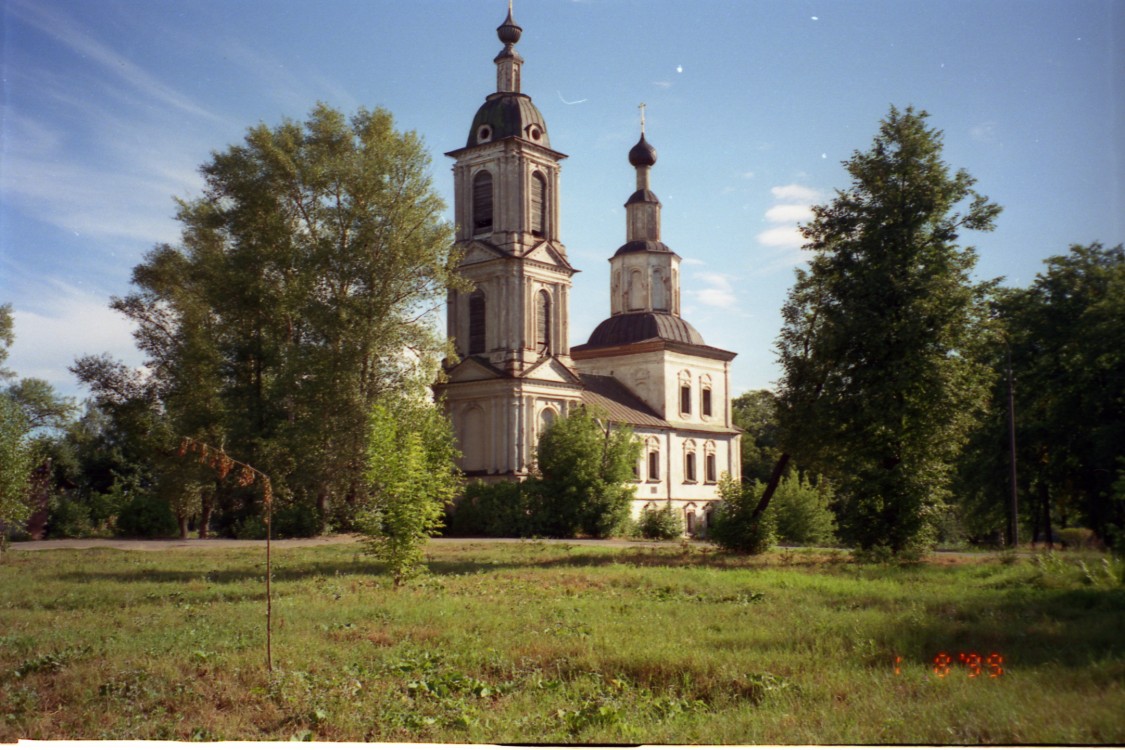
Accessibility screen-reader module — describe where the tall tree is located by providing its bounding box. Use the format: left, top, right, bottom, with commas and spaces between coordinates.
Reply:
76, 104, 465, 533
531, 408, 641, 538
960, 243, 1125, 545
775, 106, 1001, 553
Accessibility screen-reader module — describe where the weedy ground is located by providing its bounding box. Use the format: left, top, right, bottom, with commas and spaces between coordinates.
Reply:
1, 541, 1122, 743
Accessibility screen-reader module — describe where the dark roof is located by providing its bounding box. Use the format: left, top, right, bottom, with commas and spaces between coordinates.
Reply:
579, 374, 669, 428
612, 239, 675, 257
625, 189, 661, 207
466, 93, 550, 148
584, 312, 706, 348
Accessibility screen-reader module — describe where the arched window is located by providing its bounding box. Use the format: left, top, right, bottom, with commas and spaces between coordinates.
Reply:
536, 289, 551, 353
461, 406, 485, 471
473, 171, 493, 233
647, 438, 661, 482
468, 290, 486, 355
704, 441, 717, 483
538, 406, 557, 435
679, 371, 692, 416
652, 268, 667, 311
683, 439, 698, 483
531, 172, 547, 237
628, 269, 644, 311
700, 375, 713, 418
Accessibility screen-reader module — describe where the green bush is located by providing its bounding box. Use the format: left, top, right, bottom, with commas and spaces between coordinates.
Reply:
273, 501, 323, 538
709, 476, 775, 555
114, 493, 178, 538
637, 502, 684, 540
771, 474, 837, 545
447, 481, 533, 537
1057, 527, 1098, 550
46, 493, 94, 539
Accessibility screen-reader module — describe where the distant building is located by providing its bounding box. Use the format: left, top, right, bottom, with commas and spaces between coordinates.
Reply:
435, 8, 740, 534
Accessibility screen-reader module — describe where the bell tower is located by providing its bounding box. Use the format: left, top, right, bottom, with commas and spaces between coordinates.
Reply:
438, 6, 583, 480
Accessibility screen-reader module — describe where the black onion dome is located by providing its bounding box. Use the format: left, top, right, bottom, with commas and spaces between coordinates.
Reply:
467, 94, 550, 148
497, 9, 522, 45
628, 134, 657, 167
586, 312, 705, 347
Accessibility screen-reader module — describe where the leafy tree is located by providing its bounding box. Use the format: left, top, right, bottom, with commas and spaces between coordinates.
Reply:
958, 243, 1125, 546
710, 475, 776, 554
0, 394, 35, 554
771, 473, 837, 545
530, 407, 641, 538
775, 106, 1001, 554
358, 398, 461, 586
732, 390, 781, 484
0, 304, 14, 382
77, 104, 465, 534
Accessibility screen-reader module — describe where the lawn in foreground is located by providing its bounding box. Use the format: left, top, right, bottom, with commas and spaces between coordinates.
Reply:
1, 540, 1122, 743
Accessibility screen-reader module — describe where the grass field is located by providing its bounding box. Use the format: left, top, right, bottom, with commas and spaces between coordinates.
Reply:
1, 540, 1123, 743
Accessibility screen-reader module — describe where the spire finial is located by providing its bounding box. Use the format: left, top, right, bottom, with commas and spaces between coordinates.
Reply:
639, 102, 647, 135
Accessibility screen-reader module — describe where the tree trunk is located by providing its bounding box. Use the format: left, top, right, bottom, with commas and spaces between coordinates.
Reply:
198, 493, 213, 539
178, 513, 189, 540
1040, 479, 1053, 550
752, 453, 791, 519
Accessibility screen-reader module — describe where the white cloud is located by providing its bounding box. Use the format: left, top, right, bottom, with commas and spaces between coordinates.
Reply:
756, 225, 806, 249
6, 280, 143, 395
687, 271, 739, 310
680, 257, 706, 266
970, 121, 999, 144
770, 184, 821, 202
764, 204, 814, 224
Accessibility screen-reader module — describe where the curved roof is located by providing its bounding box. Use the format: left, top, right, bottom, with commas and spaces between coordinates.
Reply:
466, 93, 551, 148
612, 239, 676, 258
585, 311, 705, 348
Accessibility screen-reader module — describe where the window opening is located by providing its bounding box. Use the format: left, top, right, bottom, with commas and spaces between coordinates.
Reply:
468, 291, 486, 355
473, 171, 493, 233
535, 289, 551, 353
680, 384, 691, 415
531, 172, 547, 237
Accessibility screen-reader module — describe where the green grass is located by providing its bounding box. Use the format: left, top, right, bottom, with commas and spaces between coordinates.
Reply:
1, 541, 1122, 743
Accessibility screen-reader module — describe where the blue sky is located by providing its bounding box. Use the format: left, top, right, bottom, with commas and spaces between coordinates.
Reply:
2, 0, 1122, 399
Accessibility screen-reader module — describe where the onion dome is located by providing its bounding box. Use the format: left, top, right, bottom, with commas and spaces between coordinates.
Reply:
586, 311, 705, 347
628, 133, 657, 168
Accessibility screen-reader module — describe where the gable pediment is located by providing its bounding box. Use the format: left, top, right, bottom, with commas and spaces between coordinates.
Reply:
522, 241, 574, 272
459, 240, 507, 267
445, 356, 507, 383
522, 355, 583, 384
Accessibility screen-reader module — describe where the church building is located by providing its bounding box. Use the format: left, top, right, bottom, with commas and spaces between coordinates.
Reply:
435, 7, 740, 533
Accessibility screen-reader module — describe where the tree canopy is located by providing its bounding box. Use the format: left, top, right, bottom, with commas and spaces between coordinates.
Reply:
775, 106, 1001, 553
74, 104, 465, 535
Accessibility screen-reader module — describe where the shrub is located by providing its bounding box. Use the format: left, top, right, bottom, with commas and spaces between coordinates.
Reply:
709, 475, 775, 555
1057, 527, 1098, 550
637, 502, 684, 540
447, 481, 533, 537
771, 473, 836, 545
46, 494, 94, 539
114, 493, 178, 538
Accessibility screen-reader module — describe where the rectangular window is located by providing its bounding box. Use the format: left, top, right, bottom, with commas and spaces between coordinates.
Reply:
680, 384, 691, 415
648, 451, 660, 481
702, 387, 713, 418
705, 454, 717, 483
685, 451, 697, 482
